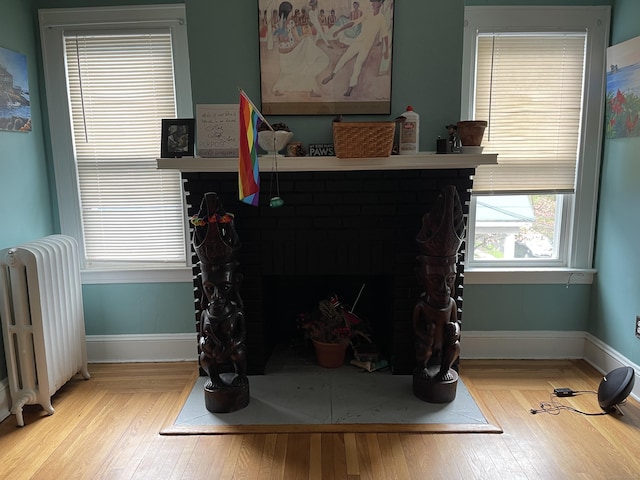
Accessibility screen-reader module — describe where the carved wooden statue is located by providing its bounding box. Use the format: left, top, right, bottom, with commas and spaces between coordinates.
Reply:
413, 185, 464, 403
192, 192, 249, 413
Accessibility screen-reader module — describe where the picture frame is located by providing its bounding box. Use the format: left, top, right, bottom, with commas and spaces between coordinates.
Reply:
0, 46, 31, 132
605, 35, 640, 139
195, 104, 239, 158
258, 0, 394, 115
161, 118, 195, 158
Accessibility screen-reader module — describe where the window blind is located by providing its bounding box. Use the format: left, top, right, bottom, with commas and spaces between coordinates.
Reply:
64, 32, 186, 264
473, 33, 586, 194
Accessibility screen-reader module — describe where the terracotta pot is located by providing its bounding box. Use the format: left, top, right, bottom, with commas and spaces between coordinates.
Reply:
457, 121, 487, 146
312, 340, 348, 368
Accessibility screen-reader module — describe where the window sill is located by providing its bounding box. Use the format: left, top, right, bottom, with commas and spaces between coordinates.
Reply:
463, 268, 596, 285
79, 266, 595, 287
81, 266, 192, 285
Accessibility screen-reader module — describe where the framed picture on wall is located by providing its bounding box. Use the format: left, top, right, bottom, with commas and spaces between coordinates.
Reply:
605, 35, 640, 139
0, 46, 31, 132
161, 118, 195, 158
257, 0, 394, 115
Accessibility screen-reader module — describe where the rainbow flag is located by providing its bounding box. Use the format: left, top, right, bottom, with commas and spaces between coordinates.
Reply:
238, 90, 262, 206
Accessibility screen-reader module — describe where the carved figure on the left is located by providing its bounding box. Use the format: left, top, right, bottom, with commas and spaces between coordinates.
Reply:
192, 192, 249, 413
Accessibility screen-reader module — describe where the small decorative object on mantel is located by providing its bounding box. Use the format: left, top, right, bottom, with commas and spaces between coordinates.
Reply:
192, 192, 249, 413
413, 185, 465, 403
445, 124, 462, 153
308, 143, 335, 156
332, 116, 396, 158
456, 120, 487, 153
286, 141, 305, 157
195, 104, 238, 158
398, 105, 420, 155
257, 122, 293, 156
160, 118, 195, 158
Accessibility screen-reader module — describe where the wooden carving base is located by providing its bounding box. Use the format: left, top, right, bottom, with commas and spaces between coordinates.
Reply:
204, 373, 250, 413
412, 367, 459, 404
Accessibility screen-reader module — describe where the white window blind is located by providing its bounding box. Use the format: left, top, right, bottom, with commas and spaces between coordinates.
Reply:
473, 33, 586, 194
64, 32, 186, 265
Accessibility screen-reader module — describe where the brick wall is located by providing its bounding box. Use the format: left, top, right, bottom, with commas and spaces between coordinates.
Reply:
184, 167, 473, 374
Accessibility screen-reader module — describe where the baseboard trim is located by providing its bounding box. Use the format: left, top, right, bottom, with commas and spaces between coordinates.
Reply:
582, 333, 639, 402
462, 330, 639, 402
86, 333, 197, 363
1, 331, 638, 421
461, 330, 587, 360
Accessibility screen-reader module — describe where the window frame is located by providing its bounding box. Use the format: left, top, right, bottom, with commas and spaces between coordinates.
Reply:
39, 5, 193, 284
461, 6, 610, 275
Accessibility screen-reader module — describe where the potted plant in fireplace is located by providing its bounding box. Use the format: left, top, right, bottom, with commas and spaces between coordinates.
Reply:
298, 294, 369, 368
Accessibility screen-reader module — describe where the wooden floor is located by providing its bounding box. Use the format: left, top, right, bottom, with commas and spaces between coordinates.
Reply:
0, 360, 639, 479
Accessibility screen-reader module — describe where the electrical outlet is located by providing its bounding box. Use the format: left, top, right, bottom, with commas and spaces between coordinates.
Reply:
636, 316, 640, 338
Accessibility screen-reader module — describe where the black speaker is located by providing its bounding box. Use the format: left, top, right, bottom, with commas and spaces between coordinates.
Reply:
598, 366, 635, 412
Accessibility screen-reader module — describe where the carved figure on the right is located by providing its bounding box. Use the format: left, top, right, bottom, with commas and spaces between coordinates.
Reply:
413, 186, 465, 403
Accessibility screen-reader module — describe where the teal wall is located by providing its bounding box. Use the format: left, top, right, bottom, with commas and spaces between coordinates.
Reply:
0, 0, 53, 250
3, 0, 637, 375
81, 283, 195, 335
184, 0, 600, 335
186, 0, 463, 147
465, 284, 592, 331
589, 0, 640, 365
0, 0, 194, 388
0, 0, 54, 380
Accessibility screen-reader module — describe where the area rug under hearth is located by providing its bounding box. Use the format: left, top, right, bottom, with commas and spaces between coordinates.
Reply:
160, 354, 501, 435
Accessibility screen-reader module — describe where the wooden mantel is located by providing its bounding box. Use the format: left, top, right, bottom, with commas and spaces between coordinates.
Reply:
156, 152, 497, 173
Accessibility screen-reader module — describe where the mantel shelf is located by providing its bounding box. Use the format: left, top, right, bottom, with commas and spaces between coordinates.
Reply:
156, 152, 497, 173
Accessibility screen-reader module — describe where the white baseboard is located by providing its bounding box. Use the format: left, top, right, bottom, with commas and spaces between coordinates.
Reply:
461, 330, 587, 360
2, 332, 636, 420
462, 330, 639, 402
86, 333, 197, 363
582, 333, 640, 402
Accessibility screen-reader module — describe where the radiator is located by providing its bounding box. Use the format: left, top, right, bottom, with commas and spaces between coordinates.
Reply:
0, 235, 90, 426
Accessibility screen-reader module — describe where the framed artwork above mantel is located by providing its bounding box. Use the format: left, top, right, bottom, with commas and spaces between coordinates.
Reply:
258, 0, 394, 115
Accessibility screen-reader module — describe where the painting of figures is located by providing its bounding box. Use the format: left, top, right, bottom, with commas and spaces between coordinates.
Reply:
606, 35, 640, 139
0, 46, 31, 132
258, 0, 394, 115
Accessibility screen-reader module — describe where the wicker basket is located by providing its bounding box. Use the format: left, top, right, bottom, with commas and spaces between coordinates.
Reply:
333, 121, 396, 158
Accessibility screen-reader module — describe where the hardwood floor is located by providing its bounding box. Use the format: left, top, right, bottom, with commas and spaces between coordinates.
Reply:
0, 360, 639, 479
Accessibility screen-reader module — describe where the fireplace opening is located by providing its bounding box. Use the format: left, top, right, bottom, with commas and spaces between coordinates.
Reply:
182, 167, 474, 374
261, 274, 394, 364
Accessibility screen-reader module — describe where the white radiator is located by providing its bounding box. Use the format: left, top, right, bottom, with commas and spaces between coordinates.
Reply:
0, 235, 90, 426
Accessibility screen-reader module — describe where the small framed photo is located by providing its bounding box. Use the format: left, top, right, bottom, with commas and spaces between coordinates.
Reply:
161, 118, 195, 158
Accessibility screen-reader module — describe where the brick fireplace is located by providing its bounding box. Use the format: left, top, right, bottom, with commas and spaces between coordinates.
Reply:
158, 154, 496, 374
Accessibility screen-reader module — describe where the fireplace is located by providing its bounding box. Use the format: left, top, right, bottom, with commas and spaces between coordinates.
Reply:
158, 154, 495, 374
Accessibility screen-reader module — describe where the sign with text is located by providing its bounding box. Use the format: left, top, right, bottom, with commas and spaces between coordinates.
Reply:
308, 143, 335, 157
196, 104, 238, 157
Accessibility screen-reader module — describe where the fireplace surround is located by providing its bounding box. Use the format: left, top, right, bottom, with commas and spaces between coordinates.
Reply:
158, 154, 496, 374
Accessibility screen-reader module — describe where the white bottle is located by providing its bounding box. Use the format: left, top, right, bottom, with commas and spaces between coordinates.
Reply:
399, 106, 419, 155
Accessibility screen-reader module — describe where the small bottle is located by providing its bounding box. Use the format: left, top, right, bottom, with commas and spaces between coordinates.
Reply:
399, 106, 420, 155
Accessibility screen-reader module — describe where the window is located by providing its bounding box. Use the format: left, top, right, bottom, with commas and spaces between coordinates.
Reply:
461, 6, 610, 270
39, 5, 193, 282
